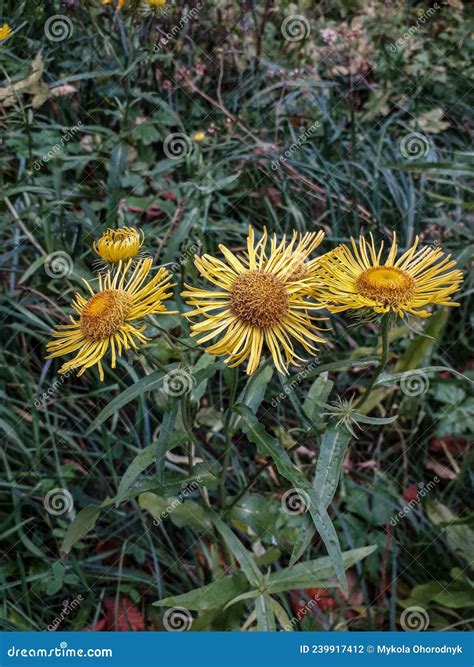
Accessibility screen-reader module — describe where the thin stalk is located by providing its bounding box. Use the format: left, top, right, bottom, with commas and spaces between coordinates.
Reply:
355, 315, 391, 411
219, 367, 239, 508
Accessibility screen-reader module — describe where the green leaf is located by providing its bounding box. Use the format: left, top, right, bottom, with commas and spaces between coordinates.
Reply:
378, 366, 470, 387
394, 309, 449, 373
154, 573, 249, 612
313, 426, 352, 509
235, 404, 348, 594
138, 492, 211, 533
106, 144, 128, 226
355, 414, 398, 426
304, 357, 378, 380
190, 354, 221, 404
266, 546, 376, 593
86, 371, 164, 433
155, 401, 179, 483
61, 506, 101, 554
212, 515, 263, 587
303, 372, 333, 423
235, 404, 301, 482
231, 363, 273, 433
115, 444, 156, 507
433, 590, 474, 608
255, 593, 276, 631
270, 597, 294, 631
289, 516, 314, 567
304, 492, 349, 596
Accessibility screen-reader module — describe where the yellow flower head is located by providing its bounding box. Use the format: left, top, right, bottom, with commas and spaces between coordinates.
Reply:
193, 131, 206, 143
316, 233, 463, 318
148, 0, 166, 6
0, 24, 13, 42
46, 259, 175, 380
94, 227, 144, 264
181, 226, 326, 375
102, 0, 126, 9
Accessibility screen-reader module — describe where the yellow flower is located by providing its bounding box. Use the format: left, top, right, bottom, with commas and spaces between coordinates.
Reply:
102, 0, 126, 8
181, 226, 326, 375
94, 227, 144, 264
0, 24, 13, 42
46, 259, 175, 380
193, 131, 206, 143
148, 0, 166, 6
316, 233, 463, 318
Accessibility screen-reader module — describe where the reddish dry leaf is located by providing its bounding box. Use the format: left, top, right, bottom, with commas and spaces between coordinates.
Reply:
86, 597, 145, 632
424, 459, 457, 480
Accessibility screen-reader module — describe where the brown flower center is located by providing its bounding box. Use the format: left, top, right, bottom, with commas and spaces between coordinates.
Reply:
230, 270, 288, 327
356, 267, 415, 307
80, 289, 132, 339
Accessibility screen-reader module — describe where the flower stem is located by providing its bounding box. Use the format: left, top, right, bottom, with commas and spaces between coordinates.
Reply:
219, 367, 239, 508
355, 315, 391, 411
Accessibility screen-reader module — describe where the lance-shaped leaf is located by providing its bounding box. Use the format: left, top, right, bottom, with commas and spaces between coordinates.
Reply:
86, 370, 164, 433
235, 404, 349, 594
313, 425, 352, 509
266, 545, 376, 594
